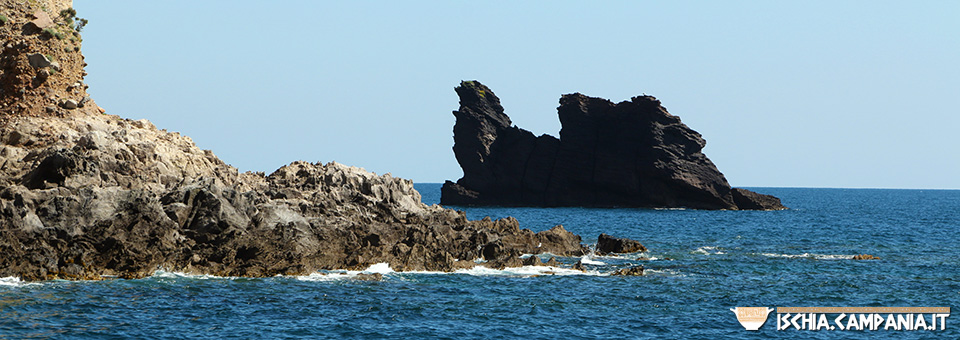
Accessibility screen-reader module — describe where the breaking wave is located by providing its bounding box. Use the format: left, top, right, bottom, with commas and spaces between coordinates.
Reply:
693, 246, 725, 255
0, 276, 25, 286
297, 262, 608, 280
578, 255, 606, 266
454, 265, 604, 277
643, 268, 685, 277
151, 270, 246, 280
755, 253, 854, 260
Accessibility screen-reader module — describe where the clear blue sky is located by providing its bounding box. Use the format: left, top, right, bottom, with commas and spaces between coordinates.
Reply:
76, 1, 959, 189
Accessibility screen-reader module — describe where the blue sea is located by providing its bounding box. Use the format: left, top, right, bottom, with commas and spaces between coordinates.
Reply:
1, 186, 958, 339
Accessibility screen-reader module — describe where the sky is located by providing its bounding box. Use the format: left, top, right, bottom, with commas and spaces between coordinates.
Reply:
75, 1, 959, 189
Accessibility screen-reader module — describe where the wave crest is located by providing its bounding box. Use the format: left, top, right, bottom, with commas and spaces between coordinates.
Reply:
756, 253, 854, 260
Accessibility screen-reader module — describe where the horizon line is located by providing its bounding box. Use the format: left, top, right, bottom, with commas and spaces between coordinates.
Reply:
409, 183, 960, 191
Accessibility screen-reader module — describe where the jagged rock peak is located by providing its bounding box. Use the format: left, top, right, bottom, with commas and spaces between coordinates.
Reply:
442, 80, 786, 210
454, 80, 511, 129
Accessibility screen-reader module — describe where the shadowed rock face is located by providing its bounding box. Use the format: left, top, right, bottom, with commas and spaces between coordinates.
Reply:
441, 81, 785, 210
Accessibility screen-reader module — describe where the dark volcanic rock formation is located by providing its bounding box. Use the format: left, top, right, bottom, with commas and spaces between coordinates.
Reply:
441, 81, 785, 210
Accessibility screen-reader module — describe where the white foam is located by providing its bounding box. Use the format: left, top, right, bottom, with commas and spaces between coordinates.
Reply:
364, 262, 394, 274
295, 263, 398, 281
583, 251, 663, 262
643, 268, 684, 277
151, 270, 240, 280
694, 246, 725, 255
296, 265, 606, 280
296, 271, 361, 282
455, 265, 604, 277
0, 276, 24, 286
578, 255, 606, 266
757, 253, 854, 260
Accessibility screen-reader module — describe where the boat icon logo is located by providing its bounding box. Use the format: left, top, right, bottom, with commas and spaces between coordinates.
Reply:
730, 307, 775, 330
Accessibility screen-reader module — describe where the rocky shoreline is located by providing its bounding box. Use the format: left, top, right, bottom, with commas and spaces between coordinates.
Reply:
0, 0, 629, 281
0, 111, 602, 280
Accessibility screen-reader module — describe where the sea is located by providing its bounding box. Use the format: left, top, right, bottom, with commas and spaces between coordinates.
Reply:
1, 185, 958, 339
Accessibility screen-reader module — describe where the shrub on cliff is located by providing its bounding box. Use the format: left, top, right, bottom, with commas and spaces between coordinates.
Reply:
59, 7, 88, 32
42, 27, 65, 40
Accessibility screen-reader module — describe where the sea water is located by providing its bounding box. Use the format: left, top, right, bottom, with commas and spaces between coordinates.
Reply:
1, 186, 957, 339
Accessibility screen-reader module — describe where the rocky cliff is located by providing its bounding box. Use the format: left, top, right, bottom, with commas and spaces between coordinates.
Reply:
0, 1, 589, 280
441, 81, 785, 210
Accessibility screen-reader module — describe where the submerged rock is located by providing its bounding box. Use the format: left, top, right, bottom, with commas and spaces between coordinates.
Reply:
354, 273, 384, 281
611, 266, 645, 276
441, 80, 786, 210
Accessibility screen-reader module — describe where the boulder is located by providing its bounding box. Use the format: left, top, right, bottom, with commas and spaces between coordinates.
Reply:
27, 53, 52, 68
521, 256, 542, 266
61, 99, 78, 109
441, 80, 786, 210
596, 233, 646, 254
27, 11, 54, 30
522, 256, 559, 267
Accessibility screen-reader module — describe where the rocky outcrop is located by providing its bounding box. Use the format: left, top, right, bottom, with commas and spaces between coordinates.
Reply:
596, 233, 646, 255
441, 81, 786, 210
0, 1, 595, 281
0, 112, 588, 280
